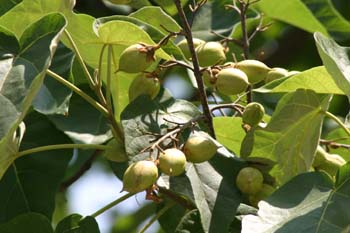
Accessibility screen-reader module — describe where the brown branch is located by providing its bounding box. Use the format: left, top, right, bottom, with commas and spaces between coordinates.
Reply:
320, 139, 350, 150
59, 150, 101, 192
174, 0, 216, 138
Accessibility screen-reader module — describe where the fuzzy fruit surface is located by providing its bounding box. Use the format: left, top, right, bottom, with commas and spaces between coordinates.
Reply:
196, 41, 226, 67
177, 38, 205, 60
265, 67, 289, 83
248, 184, 275, 207
184, 136, 217, 163
128, 75, 160, 102
122, 160, 158, 193
216, 68, 249, 95
235, 60, 270, 84
313, 146, 346, 176
118, 43, 154, 73
159, 148, 187, 176
242, 102, 265, 126
236, 167, 264, 194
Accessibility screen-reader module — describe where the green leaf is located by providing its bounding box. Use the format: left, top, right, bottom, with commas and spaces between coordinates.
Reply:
257, 0, 350, 39
255, 66, 345, 95
242, 168, 350, 232
0, 13, 66, 180
48, 86, 111, 144
0, 112, 72, 222
121, 89, 201, 161
213, 117, 246, 155
151, 0, 189, 16
174, 209, 204, 233
241, 89, 331, 185
314, 32, 350, 96
33, 42, 74, 115
130, 6, 181, 34
55, 214, 100, 233
0, 0, 22, 16
0, 213, 53, 233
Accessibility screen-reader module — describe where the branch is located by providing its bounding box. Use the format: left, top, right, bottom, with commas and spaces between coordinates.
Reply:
174, 0, 216, 138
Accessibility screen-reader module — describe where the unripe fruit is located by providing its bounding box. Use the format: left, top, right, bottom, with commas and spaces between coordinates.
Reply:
177, 38, 205, 60
242, 102, 265, 127
236, 167, 264, 194
184, 135, 217, 163
159, 148, 187, 176
122, 160, 158, 193
128, 75, 160, 102
265, 67, 289, 83
196, 42, 226, 67
248, 184, 275, 207
235, 60, 271, 84
216, 68, 249, 95
313, 147, 346, 176
202, 68, 220, 88
118, 43, 155, 73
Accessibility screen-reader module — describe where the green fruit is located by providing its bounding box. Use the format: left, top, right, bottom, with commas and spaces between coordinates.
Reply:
216, 68, 249, 95
159, 148, 187, 176
184, 135, 217, 163
202, 68, 220, 88
248, 184, 275, 207
313, 146, 346, 176
235, 60, 271, 84
177, 38, 205, 60
118, 43, 155, 73
122, 160, 158, 193
236, 167, 264, 194
242, 102, 265, 127
196, 42, 226, 67
128, 74, 160, 102
265, 67, 289, 83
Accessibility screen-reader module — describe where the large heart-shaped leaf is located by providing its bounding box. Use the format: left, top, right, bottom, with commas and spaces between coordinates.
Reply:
242, 165, 350, 232
0, 13, 66, 180
55, 214, 100, 233
0, 112, 72, 222
255, 66, 345, 95
241, 89, 331, 185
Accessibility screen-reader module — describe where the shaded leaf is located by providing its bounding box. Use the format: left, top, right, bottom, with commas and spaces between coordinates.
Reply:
241, 89, 331, 185
0, 112, 72, 222
255, 66, 345, 95
242, 169, 350, 233
0, 0, 22, 16
55, 214, 100, 233
314, 32, 350, 96
175, 209, 204, 233
0, 213, 53, 233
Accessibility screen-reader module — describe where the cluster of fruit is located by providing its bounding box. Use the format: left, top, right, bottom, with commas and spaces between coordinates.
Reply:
122, 135, 218, 193
178, 38, 299, 96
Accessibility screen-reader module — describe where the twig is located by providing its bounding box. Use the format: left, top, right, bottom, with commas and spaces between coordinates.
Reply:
210, 103, 244, 115
174, 0, 216, 138
160, 60, 194, 71
210, 93, 226, 116
59, 150, 101, 192
320, 139, 350, 150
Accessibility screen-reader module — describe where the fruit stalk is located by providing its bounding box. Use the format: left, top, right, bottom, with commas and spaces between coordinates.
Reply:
174, 0, 216, 138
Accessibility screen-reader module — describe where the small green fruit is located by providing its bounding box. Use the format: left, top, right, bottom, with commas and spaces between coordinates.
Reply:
184, 135, 217, 163
313, 147, 346, 176
128, 74, 160, 102
159, 148, 187, 176
236, 167, 264, 194
196, 42, 226, 67
118, 43, 155, 73
177, 38, 205, 60
216, 68, 249, 95
122, 160, 158, 193
242, 102, 265, 127
265, 67, 289, 83
235, 60, 271, 84
248, 184, 275, 207
202, 68, 220, 88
